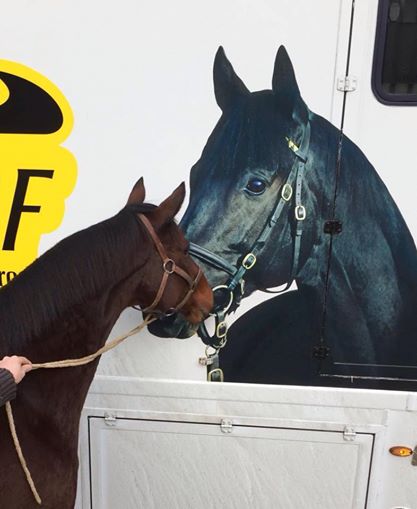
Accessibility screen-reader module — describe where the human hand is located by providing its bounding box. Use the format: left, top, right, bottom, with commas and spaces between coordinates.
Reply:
0, 356, 32, 383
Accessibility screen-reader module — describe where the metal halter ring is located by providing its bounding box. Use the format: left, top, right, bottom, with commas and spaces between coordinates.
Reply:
163, 307, 177, 318
205, 345, 219, 358
163, 259, 176, 274
210, 285, 234, 315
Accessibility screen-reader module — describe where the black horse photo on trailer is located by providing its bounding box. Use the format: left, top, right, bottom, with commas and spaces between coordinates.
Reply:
151, 45, 417, 391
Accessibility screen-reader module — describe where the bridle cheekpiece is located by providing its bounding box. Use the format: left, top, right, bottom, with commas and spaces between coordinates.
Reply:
190, 121, 311, 380
137, 213, 202, 317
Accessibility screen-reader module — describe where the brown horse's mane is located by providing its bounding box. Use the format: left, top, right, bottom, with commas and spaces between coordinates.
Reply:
0, 203, 156, 354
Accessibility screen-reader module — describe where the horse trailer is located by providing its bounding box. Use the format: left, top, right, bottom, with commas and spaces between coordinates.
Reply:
1, 0, 417, 508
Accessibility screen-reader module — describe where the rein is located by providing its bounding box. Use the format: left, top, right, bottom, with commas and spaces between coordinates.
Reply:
193, 122, 311, 379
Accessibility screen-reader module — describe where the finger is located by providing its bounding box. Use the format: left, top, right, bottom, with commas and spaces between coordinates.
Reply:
19, 356, 32, 366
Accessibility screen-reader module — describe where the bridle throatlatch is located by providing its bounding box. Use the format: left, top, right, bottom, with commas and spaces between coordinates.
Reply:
136, 213, 202, 318
192, 122, 311, 381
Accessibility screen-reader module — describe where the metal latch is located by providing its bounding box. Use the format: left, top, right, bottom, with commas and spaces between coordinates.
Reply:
412, 446, 417, 466
104, 412, 117, 426
343, 426, 356, 441
324, 220, 342, 235
337, 76, 357, 92
220, 419, 233, 433
199, 356, 215, 366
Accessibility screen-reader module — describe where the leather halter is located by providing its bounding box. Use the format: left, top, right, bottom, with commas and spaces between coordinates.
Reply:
190, 121, 311, 359
138, 213, 202, 317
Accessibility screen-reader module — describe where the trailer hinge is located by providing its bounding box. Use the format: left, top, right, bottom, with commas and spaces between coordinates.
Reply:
220, 419, 233, 433
104, 412, 117, 427
343, 426, 356, 441
337, 76, 357, 92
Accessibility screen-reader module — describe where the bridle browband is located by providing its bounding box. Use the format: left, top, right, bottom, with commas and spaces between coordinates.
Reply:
137, 213, 202, 317
190, 121, 311, 379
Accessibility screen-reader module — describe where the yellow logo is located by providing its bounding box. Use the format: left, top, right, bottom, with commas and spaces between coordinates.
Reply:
0, 61, 77, 284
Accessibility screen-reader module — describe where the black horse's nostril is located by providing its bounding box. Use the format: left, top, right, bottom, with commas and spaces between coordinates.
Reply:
212, 285, 233, 313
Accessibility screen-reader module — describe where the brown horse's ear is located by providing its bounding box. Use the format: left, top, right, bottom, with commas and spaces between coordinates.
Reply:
127, 177, 146, 205
151, 183, 186, 229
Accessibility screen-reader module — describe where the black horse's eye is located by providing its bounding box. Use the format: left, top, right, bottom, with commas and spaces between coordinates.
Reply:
245, 178, 266, 195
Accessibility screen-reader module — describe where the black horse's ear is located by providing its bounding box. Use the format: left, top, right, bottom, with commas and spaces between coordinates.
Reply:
214, 46, 249, 112
127, 177, 146, 205
272, 46, 307, 124
151, 182, 186, 229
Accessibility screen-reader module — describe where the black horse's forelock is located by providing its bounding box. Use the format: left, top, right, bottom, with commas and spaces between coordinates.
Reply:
0, 207, 148, 353
199, 93, 294, 182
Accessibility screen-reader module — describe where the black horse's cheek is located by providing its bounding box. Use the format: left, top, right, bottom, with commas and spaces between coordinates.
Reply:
147, 314, 196, 339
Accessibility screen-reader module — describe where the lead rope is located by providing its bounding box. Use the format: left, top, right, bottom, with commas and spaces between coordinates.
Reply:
4, 314, 156, 505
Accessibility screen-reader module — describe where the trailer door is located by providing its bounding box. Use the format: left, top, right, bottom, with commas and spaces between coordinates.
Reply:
319, 0, 417, 385
88, 415, 374, 509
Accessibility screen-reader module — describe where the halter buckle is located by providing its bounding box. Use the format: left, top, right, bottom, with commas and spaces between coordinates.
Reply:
207, 368, 224, 382
216, 321, 228, 339
242, 253, 257, 270
295, 205, 306, 221
163, 259, 176, 274
286, 137, 299, 153
281, 183, 293, 202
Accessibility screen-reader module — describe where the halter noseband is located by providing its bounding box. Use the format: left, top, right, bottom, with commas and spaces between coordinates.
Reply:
190, 121, 311, 375
138, 213, 202, 317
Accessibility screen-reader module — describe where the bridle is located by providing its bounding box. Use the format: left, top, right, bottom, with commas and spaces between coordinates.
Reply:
137, 213, 202, 317
190, 121, 311, 380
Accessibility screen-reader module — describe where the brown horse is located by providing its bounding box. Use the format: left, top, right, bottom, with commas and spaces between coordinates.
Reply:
0, 178, 213, 509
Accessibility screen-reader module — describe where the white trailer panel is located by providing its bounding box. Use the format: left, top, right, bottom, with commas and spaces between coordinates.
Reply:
77, 378, 417, 509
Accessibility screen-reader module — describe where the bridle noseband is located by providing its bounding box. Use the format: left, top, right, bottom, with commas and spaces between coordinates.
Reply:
190, 121, 311, 379
137, 213, 202, 317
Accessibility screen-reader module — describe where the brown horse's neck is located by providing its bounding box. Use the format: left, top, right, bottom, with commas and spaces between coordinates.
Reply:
0, 208, 153, 465
0, 204, 177, 509
0, 208, 149, 361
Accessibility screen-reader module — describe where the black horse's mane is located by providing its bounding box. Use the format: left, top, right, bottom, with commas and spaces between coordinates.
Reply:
0, 204, 156, 353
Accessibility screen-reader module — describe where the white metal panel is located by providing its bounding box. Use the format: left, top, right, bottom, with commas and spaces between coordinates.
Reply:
78, 378, 417, 509
88, 416, 373, 509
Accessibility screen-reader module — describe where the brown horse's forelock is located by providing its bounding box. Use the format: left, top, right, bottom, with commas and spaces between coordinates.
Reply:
0, 205, 156, 354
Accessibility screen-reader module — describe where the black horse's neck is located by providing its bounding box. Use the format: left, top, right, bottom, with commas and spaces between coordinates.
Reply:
296, 113, 417, 360
0, 209, 146, 360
